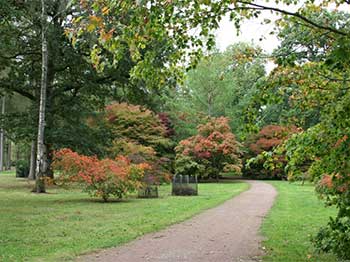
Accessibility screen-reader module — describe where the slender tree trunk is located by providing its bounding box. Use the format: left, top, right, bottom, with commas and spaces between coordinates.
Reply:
16, 144, 20, 162
28, 140, 37, 180
45, 144, 54, 179
6, 140, 11, 170
35, 0, 48, 193
0, 96, 5, 172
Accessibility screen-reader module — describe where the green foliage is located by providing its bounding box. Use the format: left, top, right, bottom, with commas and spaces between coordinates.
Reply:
258, 6, 350, 259
284, 125, 326, 182
1, 1, 178, 165
15, 160, 29, 178
174, 155, 202, 178
0, 2, 110, 153
164, 43, 266, 140
313, 215, 350, 259
175, 117, 242, 180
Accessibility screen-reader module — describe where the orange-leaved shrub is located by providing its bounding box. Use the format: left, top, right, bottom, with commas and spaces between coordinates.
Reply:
53, 148, 150, 201
175, 117, 242, 180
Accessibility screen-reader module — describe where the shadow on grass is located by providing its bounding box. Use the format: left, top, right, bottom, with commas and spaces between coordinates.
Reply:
56, 197, 136, 204
198, 179, 244, 184
0, 180, 33, 191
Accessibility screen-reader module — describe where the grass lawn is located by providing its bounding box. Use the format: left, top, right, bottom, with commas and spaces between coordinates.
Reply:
0, 172, 248, 262
261, 181, 337, 262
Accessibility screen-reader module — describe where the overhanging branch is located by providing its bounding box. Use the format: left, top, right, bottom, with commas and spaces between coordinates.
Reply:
230, 1, 348, 36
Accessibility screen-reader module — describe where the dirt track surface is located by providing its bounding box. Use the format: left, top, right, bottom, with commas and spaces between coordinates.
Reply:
77, 180, 277, 262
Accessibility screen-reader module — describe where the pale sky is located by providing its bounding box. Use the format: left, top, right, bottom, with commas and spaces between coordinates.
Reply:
215, 2, 348, 73
215, 9, 285, 73
216, 14, 279, 54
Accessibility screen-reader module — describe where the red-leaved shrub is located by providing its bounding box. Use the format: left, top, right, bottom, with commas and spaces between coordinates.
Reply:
175, 117, 242, 180
248, 125, 300, 154
244, 125, 301, 179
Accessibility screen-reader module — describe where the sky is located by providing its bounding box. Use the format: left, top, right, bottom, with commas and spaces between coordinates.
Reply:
215, 2, 349, 73
215, 2, 349, 53
216, 13, 279, 54
215, 13, 280, 73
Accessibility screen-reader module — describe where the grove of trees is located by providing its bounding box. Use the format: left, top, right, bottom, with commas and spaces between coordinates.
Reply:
1, 0, 350, 259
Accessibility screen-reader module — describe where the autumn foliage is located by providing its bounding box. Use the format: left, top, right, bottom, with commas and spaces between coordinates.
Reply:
247, 125, 300, 154
105, 103, 172, 153
245, 125, 300, 179
109, 139, 171, 184
175, 117, 242, 180
104, 103, 174, 183
158, 113, 175, 138
53, 148, 149, 201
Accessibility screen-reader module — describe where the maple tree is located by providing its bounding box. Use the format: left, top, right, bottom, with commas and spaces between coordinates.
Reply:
104, 102, 173, 154
175, 117, 242, 181
109, 139, 171, 185
244, 125, 300, 179
102, 102, 174, 183
246, 125, 300, 155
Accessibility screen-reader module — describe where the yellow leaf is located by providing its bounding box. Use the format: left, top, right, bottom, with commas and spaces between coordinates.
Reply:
87, 23, 96, 32
102, 6, 110, 15
89, 15, 103, 26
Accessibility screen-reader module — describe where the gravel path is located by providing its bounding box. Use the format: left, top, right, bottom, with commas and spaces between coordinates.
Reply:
77, 180, 277, 262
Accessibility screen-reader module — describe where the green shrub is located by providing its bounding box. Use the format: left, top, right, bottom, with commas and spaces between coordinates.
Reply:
15, 160, 29, 178
313, 215, 350, 259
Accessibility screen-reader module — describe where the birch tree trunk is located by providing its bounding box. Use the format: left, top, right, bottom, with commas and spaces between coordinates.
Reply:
0, 96, 5, 172
35, 0, 48, 193
28, 140, 36, 180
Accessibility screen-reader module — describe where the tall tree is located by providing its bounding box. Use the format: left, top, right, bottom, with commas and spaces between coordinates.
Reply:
35, 0, 49, 193
164, 43, 266, 140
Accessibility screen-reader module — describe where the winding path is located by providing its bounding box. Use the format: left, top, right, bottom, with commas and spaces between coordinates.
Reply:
77, 180, 277, 262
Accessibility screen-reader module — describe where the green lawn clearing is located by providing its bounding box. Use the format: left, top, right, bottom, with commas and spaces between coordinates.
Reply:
262, 181, 337, 262
0, 172, 248, 262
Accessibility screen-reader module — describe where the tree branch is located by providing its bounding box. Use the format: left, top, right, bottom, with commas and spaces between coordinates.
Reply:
0, 52, 41, 60
231, 1, 348, 36
2, 84, 36, 100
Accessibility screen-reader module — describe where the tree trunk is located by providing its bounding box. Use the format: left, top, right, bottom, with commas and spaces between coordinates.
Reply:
6, 140, 11, 170
0, 96, 5, 172
28, 140, 37, 180
34, 0, 48, 193
16, 144, 20, 162
46, 144, 54, 179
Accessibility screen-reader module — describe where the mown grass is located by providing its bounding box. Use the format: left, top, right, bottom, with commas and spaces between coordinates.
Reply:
0, 172, 248, 262
262, 181, 337, 262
